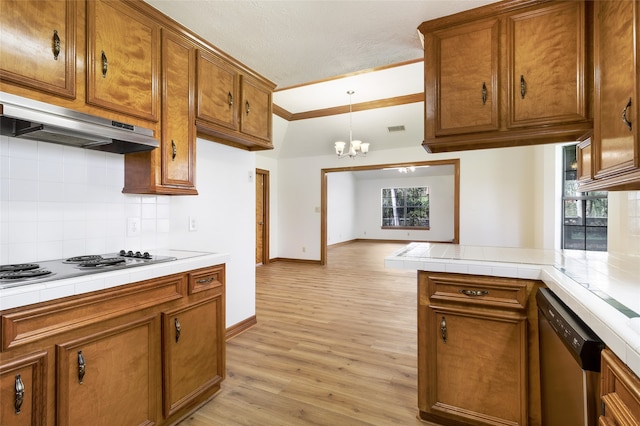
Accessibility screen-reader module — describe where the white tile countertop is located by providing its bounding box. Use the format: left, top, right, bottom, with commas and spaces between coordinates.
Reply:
0, 250, 230, 311
385, 242, 640, 378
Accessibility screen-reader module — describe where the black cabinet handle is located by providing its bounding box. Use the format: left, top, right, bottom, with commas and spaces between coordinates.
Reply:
622, 98, 632, 131
520, 75, 527, 99
171, 140, 177, 161
196, 277, 214, 284
440, 316, 447, 343
245, 100, 251, 115
77, 351, 86, 384
482, 82, 487, 105
175, 318, 181, 343
52, 29, 61, 60
459, 289, 489, 297
228, 92, 233, 107
14, 374, 24, 414
101, 51, 108, 78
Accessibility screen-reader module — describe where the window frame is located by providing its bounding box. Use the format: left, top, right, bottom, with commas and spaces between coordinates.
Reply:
561, 144, 608, 251
381, 186, 430, 230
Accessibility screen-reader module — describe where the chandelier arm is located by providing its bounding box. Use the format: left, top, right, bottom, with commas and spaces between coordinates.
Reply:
333, 90, 369, 158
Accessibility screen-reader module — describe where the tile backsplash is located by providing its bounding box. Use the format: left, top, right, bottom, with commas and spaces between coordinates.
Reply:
0, 135, 170, 264
625, 190, 640, 255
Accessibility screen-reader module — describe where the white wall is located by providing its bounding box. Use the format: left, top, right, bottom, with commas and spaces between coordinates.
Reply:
327, 172, 357, 245
608, 191, 640, 256
352, 172, 454, 242
259, 143, 547, 261
170, 139, 257, 327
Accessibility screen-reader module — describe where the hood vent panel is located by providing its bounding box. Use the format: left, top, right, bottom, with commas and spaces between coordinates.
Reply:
0, 92, 159, 154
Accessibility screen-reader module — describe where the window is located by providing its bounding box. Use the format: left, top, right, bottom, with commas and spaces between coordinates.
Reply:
561, 145, 607, 251
382, 187, 429, 229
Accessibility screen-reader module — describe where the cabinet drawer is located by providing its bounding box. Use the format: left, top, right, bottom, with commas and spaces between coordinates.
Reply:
188, 265, 225, 295
426, 273, 528, 310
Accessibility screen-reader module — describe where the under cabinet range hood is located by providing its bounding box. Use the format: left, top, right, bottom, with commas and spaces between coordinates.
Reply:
0, 92, 159, 153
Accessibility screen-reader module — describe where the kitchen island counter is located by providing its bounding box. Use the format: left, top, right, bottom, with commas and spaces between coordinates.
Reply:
0, 250, 229, 311
386, 242, 640, 378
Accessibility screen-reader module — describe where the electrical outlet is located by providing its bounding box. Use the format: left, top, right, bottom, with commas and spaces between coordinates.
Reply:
189, 216, 197, 232
127, 218, 140, 237
302, 246, 306, 253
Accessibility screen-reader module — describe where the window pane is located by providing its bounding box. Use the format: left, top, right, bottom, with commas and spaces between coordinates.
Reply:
381, 186, 429, 228
563, 200, 583, 225
561, 144, 607, 251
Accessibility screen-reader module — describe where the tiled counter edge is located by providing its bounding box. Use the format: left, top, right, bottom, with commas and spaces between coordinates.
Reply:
0, 250, 230, 311
385, 254, 640, 379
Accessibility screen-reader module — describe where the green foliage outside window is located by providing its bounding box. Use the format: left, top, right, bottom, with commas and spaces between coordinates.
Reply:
382, 187, 430, 228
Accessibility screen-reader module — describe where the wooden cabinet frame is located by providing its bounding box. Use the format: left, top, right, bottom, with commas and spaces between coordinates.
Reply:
0, 264, 226, 425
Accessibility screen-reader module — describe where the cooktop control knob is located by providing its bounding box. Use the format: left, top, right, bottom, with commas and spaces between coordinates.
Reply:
119, 250, 126, 256
143, 252, 151, 259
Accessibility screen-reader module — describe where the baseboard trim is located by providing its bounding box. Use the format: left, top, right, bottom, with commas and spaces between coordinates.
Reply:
226, 315, 257, 341
269, 257, 322, 265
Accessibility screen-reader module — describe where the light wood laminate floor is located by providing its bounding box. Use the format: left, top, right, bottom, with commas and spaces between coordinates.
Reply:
180, 241, 433, 425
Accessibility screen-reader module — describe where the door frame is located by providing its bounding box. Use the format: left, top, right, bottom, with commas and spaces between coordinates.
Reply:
320, 159, 460, 265
256, 168, 270, 265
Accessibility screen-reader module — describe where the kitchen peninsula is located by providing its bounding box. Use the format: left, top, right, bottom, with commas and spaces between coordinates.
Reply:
386, 242, 640, 424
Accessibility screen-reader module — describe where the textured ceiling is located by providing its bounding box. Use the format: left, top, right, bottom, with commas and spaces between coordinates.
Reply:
145, 0, 499, 89
144, 0, 500, 159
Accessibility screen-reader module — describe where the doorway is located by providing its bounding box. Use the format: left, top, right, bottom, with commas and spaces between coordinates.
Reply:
256, 168, 270, 265
320, 159, 460, 265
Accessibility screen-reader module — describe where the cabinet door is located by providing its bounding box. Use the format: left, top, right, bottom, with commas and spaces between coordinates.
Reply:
56, 317, 158, 426
240, 75, 272, 142
577, 139, 593, 183
425, 306, 527, 425
196, 50, 239, 131
600, 348, 640, 425
0, 352, 46, 426
86, 0, 159, 122
593, 1, 638, 180
508, 2, 588, 127
162, 296, 225, 418
427, 18, 499, 136
161, 29, 196, 190
0, 0, 75, 98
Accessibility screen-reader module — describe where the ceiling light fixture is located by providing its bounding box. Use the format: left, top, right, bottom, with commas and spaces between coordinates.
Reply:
334, 90, 370, 159
398, 166, 416, 174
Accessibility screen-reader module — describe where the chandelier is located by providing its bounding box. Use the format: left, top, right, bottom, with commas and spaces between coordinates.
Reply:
334, 90, 370, 158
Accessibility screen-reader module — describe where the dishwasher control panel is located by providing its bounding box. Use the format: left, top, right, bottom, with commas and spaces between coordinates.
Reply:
537, 288, 604, 371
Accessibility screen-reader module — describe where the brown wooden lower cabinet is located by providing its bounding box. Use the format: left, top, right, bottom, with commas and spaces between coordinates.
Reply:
56, 317, 158, 426
0, 264, 225, 426
418, 271, 543, 426
0, 352, 47, 426
600, 348, 640, 425
162, 297, 224, 418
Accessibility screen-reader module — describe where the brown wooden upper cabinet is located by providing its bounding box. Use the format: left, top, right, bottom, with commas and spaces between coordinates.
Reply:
196, 50, 239, 131
0, 0, 76, 99
420, 0, 592, 153
86, 0, 159, 122
579, 0, 640, 191
123, 28, 198, 195
160, 29, 197, 193
196, 50, 274, 150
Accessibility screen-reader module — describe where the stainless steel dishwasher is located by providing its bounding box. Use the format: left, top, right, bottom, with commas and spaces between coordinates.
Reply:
537, 288, 604, 426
